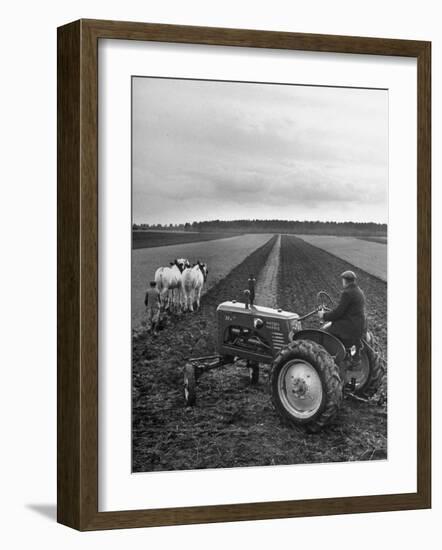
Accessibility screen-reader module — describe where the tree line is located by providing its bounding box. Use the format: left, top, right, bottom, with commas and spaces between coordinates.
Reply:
133, 219, 387, 236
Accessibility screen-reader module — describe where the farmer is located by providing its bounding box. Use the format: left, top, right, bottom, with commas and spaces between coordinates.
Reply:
144, 280, 161, 335
248, 274, 256, 307
318, 270, 367, 353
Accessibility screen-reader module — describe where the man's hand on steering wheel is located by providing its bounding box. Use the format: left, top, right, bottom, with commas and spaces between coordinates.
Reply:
316, 291, 334, 313
317, 307, 325, 320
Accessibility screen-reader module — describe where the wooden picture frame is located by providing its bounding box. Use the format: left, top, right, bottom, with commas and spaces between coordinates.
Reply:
57, 19, 431, 530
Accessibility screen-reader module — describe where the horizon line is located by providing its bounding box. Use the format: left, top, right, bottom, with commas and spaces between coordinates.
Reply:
133, 219, 388, 226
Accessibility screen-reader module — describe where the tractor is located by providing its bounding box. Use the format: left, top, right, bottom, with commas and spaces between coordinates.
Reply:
183, 285, 385, 432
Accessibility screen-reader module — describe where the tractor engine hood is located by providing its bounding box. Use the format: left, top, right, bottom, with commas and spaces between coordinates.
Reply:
217, 301, 299, 321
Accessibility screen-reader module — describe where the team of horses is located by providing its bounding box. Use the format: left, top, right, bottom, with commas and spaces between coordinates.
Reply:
154, 258, 209, 313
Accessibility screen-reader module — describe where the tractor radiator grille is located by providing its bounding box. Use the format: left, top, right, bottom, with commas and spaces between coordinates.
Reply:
271, 331, 285, 351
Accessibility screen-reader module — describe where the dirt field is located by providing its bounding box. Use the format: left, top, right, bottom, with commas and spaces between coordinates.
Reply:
133, 230, 241, 249
297, 235, 387, 281
278, 235, 387, 359
132, 233, 273, 327
132, 233, 387, 472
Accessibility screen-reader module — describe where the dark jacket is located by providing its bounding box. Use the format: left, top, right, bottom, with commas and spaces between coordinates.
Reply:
144, 288, 160, 309
323, 282, 366, 346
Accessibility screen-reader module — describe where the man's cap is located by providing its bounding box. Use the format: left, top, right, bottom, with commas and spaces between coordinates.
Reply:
150, 280, 156, 285
340, 270, 356, 281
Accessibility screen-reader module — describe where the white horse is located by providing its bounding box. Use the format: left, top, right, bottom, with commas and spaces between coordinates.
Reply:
175, 258, 190, 272
181, 261, 209, 312
154, 258, 189, 312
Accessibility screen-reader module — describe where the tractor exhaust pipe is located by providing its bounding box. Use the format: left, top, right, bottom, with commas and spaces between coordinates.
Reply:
242, 274, 256, 310
243, 289, 250, 309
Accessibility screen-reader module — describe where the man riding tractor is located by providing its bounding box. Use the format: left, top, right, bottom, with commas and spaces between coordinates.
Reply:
318, 270, 366, 366
184, 270, 385, 430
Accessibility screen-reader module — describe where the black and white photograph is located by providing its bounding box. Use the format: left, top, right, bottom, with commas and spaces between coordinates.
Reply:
131, 76, 388, 473
1, 0, 436, 540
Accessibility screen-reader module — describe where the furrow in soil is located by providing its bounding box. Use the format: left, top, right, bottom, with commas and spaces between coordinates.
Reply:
254, 234, 281, 308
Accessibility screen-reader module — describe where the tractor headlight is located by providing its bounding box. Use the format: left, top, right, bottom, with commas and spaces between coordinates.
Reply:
254, 318, 264, 329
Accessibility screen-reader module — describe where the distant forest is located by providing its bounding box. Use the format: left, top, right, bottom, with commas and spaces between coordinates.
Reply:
133, 219, 387, 236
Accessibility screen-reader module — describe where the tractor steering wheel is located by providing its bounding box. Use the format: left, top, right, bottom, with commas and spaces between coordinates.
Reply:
316, 291, 334, 312
297, 291, 335, 322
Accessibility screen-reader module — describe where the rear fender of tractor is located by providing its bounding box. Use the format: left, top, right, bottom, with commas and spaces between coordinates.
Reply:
292, 329, 346, 366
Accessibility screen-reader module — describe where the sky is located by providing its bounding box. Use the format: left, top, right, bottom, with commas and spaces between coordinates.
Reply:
132, 77, 388, 225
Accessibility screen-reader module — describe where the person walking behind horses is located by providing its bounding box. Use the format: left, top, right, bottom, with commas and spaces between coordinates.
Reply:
144, 280, 161, 335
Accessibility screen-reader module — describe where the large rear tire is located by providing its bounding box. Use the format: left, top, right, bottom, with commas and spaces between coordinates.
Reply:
355, 334, 385, 398
270, 340, 343, 432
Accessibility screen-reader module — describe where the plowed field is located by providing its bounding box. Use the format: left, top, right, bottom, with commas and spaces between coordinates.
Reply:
278, 235, 387, 354
132, 234, 387, 472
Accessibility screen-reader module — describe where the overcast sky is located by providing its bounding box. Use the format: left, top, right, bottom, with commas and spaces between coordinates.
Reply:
132, 77, 388, 225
